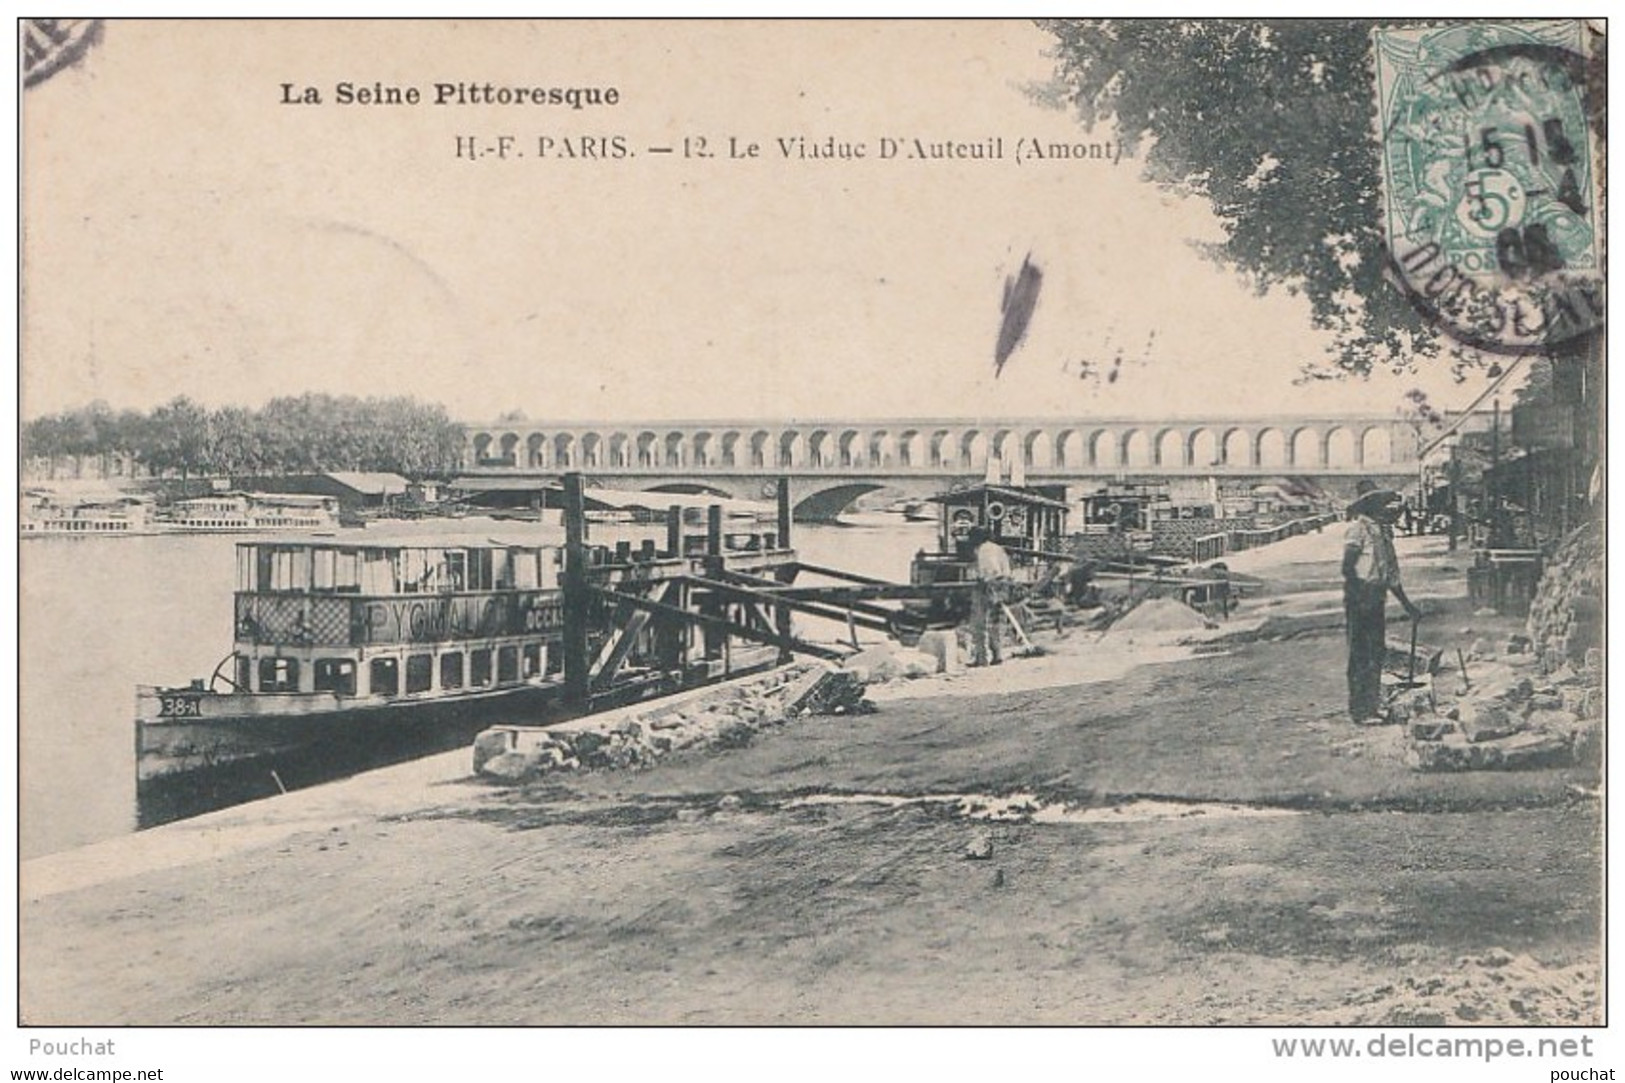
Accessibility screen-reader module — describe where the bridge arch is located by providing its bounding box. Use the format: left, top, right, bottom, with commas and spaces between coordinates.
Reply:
525, 432, 547, 469
1189, 428, 1219, 468
1326, 426, 1357, 467
580, 432, 602, 468
1090, 430, 1118, 468
868, 430, 895, 467
794, 482, 891, 523
778, 430, 805, 468
748, 430, 771, 468
962, 430, 988, 470
897, 430, 923, 468
691, 430, 715, 467
1155, 428, 1185, 467
718, 431, 741, 468
1290, 426, 1320, 468
1222, 427, 1251, 466
553, 433, 576, 468
1124, 429, 1153, 468
928, 429, 953, 468
641, 481, 736, 499
838, 429, 864, 467
472, 432, 494, 463
806, 429, 833, 468
990, 429, 1016, 469
497, 432, 520, 464
1025, 429, 1053, 469
1361, 426, 1392, 465
1257, 427, 1287, 468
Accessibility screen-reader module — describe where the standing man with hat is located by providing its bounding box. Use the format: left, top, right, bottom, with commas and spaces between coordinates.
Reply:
1344, 480, 1422, 723
968, 525, 1013, 667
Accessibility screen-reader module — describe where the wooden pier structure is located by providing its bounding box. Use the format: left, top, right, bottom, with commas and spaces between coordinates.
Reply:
555, 473, 968, 719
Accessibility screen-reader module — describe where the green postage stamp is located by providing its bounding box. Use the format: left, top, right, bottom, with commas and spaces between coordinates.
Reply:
1373, 20, 1602, 352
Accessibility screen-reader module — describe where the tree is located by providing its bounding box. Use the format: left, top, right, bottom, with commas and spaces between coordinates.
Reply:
1035, 20, 1602, 378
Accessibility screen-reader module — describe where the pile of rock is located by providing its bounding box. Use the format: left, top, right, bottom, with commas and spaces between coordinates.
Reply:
473, 661, 869, 782
1395, 631, 1601, 772
1526, 521, 1602, 669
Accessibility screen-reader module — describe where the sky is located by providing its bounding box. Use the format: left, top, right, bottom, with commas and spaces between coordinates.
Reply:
20, 19, 1494, 425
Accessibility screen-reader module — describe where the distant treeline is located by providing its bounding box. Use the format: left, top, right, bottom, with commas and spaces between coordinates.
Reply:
20, 394, 467, 479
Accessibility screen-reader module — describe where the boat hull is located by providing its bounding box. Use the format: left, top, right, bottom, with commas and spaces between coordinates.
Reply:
135, 683, 559, 785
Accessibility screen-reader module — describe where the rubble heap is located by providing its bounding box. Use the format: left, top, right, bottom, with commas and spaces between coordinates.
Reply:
1525, 522, 1603, 669
1394, 633, 1601, 773
473, 662, 868, 781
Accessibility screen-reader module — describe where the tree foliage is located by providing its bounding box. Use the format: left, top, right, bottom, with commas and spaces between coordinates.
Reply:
21, 394, 467, 479
1037, 19, 1457, 376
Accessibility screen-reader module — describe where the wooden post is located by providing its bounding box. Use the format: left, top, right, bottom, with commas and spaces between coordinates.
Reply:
707, 503, 724, 556
666, 503, 683, 557
562, 472, 590, 713
776, 477, 793, 551
776, 479, 795, 662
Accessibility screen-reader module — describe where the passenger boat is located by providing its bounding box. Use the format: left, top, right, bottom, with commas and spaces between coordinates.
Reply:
156, 492, 342, 533
135, 533, 566, 784
19, 489, 153, 537
906, 481, 1072, 623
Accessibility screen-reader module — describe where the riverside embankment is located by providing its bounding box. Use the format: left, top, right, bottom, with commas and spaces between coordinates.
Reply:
20, 530, 1601, 1025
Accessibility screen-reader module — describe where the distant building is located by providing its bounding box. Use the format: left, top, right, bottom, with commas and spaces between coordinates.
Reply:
232, 472, 410, 514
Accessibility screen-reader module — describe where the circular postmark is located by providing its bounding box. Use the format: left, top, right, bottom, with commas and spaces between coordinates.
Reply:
21, 19, 102, 89
1374, 22, 1604, 354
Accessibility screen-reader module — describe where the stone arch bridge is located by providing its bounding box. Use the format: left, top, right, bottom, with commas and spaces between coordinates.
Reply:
463, 416, 1429, 520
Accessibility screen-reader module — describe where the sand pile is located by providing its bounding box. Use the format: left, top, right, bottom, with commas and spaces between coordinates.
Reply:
1108, 597, 1213, 634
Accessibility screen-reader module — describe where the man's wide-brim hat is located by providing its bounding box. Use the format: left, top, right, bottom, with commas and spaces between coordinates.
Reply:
1347, 487, 1401, 517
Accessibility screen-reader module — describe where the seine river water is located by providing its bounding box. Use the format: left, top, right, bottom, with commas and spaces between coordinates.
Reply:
18, 514, 937, 859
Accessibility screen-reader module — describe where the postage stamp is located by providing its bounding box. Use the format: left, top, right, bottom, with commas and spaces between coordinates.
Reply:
1373, 20, 1603, 353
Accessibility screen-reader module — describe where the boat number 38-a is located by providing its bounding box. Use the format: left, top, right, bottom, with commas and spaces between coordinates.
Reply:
158, 695, 204, 718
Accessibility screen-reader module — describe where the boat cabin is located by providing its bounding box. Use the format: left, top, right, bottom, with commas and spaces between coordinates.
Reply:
908, 484, 1071, 620
229, 537, 563, 701
928, 483, 1071, 559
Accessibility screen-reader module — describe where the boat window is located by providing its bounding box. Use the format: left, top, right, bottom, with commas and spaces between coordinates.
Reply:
444, 551, 466, 592
313, 549, 337, 592
523, 644, 542, 679
405, 654, 434, 694
370, 657, 400, 697
470, 648, 493, 687
259, 657, 299, 692
360, 550, 396, 594
469, 549, 494, 591
238, 547, 255, 590
539, 549, 560, 590
400, 549, 428, 593
314, 658, 357, 696
497, 646, 519, 683
512, 550, 539, 590
236, 656, 252, 692
440, 652, 464, 690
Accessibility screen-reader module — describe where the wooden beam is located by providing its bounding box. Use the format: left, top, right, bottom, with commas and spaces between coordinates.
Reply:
592, 585, 849, 661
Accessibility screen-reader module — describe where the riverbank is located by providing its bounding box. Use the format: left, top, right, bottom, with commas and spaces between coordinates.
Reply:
20, 531, 1602, 1024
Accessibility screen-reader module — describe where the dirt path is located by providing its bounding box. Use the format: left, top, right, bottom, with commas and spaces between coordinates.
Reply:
20, 533, 1603, 1025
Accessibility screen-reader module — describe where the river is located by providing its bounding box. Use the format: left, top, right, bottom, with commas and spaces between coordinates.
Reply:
18, 514, 937, 858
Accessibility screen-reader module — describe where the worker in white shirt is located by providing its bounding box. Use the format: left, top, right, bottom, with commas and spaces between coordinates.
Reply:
969, 526, 1013, 666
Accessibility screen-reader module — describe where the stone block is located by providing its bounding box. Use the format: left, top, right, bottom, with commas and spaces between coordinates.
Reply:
479, 750, 537, 781
1409, 719, 1456, 742
471, 728, 514, 774
915, 630, 963, 674
1458, 701, 1521, 743
786, 667, 867, 716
